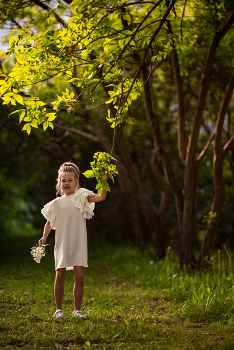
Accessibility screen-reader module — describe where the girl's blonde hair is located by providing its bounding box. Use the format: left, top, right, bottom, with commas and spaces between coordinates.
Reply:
56, 162, 80, 196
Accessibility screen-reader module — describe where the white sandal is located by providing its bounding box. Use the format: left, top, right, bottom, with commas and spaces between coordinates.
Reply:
53, 309, 64, 319
72, 310, 87, 319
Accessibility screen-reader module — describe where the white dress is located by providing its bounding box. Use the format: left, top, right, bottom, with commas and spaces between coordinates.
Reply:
41, 188, 95, 271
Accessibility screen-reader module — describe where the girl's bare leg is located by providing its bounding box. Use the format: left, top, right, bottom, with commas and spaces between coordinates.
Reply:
73, 266, 84, 310
54, 268, 66, 310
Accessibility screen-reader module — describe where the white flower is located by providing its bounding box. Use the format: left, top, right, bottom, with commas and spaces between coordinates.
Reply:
30, 244, 48, 263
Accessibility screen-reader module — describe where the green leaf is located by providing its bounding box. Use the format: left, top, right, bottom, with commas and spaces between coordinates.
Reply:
30, 122, 38, 128
0, 84, 9, 96
14, 94, 24, 105
24, 99, 35, 106
2, 96, 11, 104
102, 181, 110, 192
19, 109, 26, 122
8, 69, 20, 78
82, 170, 95, 178
105, 98, 114, 104
26, 125, 31, 135
157, 55, 162, 62
123, 14, 131, 22
8, 36, 15, 48
46, 113, 57, 121
96, 187, 102, 197
43, 121, 48, 131
22, 123, 31, 135
8, 109, 20, 117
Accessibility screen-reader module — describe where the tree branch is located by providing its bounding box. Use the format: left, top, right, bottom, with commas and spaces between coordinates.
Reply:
151, 151, 169, 193
49, 134, 70, 143
222, 134, 234, 159
119, 0, 177, 113
187, 8, 234, 162
90, 0, 164, 94
53, 123, 100, 143
167, 19, 187, 163
10, 18, 22, 30
215, 73, 234, 155
180, 0, 187, 40
196, 133, 215, 163
32, 0, 68, 28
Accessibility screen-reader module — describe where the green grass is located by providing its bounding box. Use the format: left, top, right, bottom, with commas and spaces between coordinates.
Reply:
1, 236, 234, 349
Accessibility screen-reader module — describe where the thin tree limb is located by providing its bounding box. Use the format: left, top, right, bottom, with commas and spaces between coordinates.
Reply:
222, 134, 234, 158
119, 0, 177, 114
53, 123, 100, 143
10, 18, 22, 30
167, 19, 187, 163
180, 0, 187, 41
187, 8, 234, 162
90, 0, 164, 93
196, 133, 215, 163
215, 73, 234, 154
32, 0, 68, 28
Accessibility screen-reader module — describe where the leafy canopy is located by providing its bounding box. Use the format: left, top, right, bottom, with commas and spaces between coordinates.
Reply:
0, 0, 182, 134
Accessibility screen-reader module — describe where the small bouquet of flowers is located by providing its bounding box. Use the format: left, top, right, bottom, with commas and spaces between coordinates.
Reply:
31, 244, 49, 263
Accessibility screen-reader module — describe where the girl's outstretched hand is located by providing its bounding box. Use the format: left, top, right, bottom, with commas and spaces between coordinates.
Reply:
39, 237, 46, 246
83, 152, 118, 196
102, 172, 108, 181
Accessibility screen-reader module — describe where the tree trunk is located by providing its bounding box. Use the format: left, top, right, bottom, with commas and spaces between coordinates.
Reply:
199, 73, 234, 262
116, 125, 166, 256
179, 11, 234, 264
166, 19, 187, 164
198, 155, 225, 262
151, 151, 169, 219
182, 160, 197, 264
137, 59, 184, 241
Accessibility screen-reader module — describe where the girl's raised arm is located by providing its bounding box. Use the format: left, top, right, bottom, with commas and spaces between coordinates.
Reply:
88, 173, 108, 203
88, 187, 107, 203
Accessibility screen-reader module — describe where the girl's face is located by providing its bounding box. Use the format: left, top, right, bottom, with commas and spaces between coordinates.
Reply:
59, 171, 79, 196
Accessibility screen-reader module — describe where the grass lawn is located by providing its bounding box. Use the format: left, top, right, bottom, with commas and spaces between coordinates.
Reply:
1, 235, 234, 349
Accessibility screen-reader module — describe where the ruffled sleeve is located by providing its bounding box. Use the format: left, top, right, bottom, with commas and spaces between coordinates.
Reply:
41, 199, 56, 229
71, 188, 95, 219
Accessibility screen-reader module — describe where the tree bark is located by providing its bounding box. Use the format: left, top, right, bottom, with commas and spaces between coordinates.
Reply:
182, 161, 197, 264
199, 73, 234, 262
182, 11, 234, 264
151, 151, 170, 219
198, 155, 225, 263
137, 59, 184, 242
167, 20, 187, 164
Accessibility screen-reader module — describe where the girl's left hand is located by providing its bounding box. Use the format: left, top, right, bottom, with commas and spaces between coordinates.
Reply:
39, 238, 46, 246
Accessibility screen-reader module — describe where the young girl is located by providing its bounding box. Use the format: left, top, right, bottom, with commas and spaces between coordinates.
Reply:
39, 162, 107, 319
